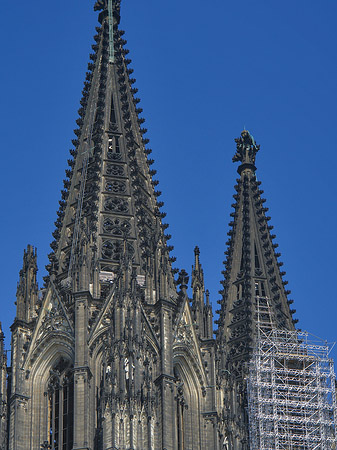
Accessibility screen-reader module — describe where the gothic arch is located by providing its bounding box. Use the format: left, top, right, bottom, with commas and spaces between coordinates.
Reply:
89, 327, 109, 359
173, 353, 204, 450
91, 332, 160, 449
173, 343, 207, 394
26, 330, 74, 370
26, 343, 74, 449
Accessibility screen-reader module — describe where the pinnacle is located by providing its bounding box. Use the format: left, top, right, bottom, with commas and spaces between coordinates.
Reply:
194, 245, 200, 270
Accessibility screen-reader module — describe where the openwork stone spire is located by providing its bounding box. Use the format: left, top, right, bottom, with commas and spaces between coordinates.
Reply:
44, 0, 175, 301
8, 5, 187, 449
216, 131, 297, 378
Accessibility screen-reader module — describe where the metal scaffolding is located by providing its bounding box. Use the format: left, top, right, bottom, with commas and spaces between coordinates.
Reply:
247, 297, 337, 450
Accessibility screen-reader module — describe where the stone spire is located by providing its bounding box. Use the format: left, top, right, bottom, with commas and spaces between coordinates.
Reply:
46, 0, 174, 302
6, 4, 219, 449
216, 130, 297, 378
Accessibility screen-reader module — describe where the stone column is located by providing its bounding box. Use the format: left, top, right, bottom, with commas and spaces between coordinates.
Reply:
156, 300, 175, 450
73, 293, 92, 450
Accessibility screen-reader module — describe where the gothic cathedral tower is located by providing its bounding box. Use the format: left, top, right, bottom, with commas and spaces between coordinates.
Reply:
5, 1, 218, 449
2, 1, 336, 450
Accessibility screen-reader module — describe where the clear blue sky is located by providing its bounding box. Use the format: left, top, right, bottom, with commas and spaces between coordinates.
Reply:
1, 0, 337, 358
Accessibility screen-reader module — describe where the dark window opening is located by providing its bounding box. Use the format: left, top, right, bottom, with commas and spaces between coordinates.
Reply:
48, 360, 74, 450
203, 316, 208, 338
255, 281, 266, 297
261, 281, 266, 297
107, 137, 122, 161
254, 243, 260, 269
110, 94, 116, 123
115, 136, 120, 154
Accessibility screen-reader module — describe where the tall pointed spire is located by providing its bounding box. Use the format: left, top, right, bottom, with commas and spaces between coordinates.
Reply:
216, 130, 297, 378
7, 4, 184, 449
46, 0, 174, 302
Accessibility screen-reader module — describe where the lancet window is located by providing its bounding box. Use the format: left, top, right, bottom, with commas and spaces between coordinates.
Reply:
108, 136, 122, 160
110, 94, 116, 123
47, 360, 74, 450
255, 280, 266, 297
254, 243, 260, 269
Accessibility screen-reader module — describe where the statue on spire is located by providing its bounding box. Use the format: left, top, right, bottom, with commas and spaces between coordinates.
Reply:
233, 129, 260, 166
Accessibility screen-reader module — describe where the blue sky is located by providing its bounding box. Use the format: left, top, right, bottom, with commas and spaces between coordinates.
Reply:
1, 0, 337, 359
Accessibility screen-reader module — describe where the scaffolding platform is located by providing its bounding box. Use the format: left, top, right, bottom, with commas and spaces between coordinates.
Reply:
247, 298, 337, 450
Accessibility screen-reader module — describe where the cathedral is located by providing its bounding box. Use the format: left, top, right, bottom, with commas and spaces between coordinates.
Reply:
1, 1, 336, 449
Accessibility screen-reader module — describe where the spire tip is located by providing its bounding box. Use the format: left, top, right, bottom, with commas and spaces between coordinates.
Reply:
233, 129, 260, 173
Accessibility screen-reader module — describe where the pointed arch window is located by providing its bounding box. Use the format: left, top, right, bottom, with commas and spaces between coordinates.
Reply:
255, 281, 266, 298
47, 360, 74, 450
260, 281, 266, 297
108, 137, 122, 161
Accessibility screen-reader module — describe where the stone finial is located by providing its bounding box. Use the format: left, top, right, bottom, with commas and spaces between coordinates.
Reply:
194, 246, 200, 270
233, 130, 260, 169
177, 269, 189, 292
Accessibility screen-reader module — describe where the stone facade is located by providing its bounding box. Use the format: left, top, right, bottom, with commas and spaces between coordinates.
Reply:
0, 2, 301, 450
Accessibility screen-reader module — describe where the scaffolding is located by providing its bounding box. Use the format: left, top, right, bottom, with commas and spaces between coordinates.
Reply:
247, 297, 337, 450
